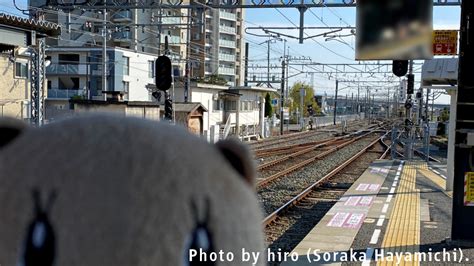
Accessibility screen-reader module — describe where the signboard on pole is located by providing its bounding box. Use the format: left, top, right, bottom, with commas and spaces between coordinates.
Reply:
433, 30, 458, 55
283, 107, 290, 121
464, 172, 474, 206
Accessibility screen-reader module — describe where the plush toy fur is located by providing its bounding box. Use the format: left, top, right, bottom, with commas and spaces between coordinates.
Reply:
0, 115, 265, 265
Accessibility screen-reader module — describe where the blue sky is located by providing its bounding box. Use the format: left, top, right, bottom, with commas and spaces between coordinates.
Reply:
245, 5, 461, 104
0, 0, 461, 104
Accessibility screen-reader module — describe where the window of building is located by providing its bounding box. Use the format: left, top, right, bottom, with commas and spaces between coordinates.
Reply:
148, 60, 154, 78
58, 54, 80, 65
224, 100, 237, 111
123, 56, 130, 75
213, 99, 221, 111
123, 81, 129, 93
15, 62, 28, 78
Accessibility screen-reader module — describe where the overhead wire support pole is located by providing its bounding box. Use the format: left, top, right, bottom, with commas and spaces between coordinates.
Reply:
297, 2, 307, 44
280, 59, 285, 135
184, 6, 192, 102
102, 7, 107, 100
333, 79, 338, 125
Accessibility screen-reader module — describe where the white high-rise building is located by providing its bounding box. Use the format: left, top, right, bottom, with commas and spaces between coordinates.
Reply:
190, 8, 245, 87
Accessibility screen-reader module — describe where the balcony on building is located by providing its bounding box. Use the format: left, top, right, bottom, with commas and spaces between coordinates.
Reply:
220, 25, 236, 34
219, 39, 236, 48
220, 10, 236, 21
160, 35, 181, 45
48, 88, 83, 99
218, 66, 235, 75
111, 10, 133, 23
219, 53, 236, 62
112, 31, 132, 43
46, 64, 87, 75
205, 25, 214, 32
162, 16, 181, 24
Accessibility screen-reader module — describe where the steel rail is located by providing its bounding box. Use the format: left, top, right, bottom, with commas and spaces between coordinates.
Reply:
262, 134, 386, 227
257, 137, 345, 170
256, 130, 378, 189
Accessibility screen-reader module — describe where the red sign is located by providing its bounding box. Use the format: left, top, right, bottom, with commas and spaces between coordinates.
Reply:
433, 30, 458, 55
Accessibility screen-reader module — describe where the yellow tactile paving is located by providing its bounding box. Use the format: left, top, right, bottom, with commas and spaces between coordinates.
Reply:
377, 162, 421, 266
417, 163, 446, 190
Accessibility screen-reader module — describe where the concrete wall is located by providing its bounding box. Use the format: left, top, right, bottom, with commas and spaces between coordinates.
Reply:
0, 54, 30, 119
115, 49, 156, 101
236, 90, 261, 126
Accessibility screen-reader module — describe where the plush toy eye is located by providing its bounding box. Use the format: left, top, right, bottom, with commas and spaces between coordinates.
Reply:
19, 189, 56, 266
184, 224, 215, 266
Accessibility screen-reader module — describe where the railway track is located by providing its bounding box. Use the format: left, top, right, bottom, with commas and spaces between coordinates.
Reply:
256, 131, 377, 188
261, 135, 388, 261
257, 132, 384, 216
249, 120, 371, 151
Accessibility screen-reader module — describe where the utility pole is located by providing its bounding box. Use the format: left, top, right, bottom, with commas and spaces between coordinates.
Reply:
333, 80, 338, 125
184, 8, 191, 102
157, 0, 163, 54
267, 38, 271, 86
280, 59, 285, 135
357, 85, 360, 113
285, 45, 289, 100
244, 42, 249, 86
102, 8, 107, 100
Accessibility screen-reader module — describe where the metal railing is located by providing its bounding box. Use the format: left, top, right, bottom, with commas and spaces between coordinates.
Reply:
160, 35, 181, 44
218, 67, 235, 75
162, 16, 181, 24
220, 25, 236, 34
219, 53, 236, 62
220, 11, 236, 20
112, 31, 132, 41
46, 64, 87, 75
111, 10, 132, 22
47, 88, 83, 99
219, 39, 236, 47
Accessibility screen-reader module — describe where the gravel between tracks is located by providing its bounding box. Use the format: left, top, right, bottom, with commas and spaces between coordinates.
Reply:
257, 134, 380, 216
264, 148, 383, 261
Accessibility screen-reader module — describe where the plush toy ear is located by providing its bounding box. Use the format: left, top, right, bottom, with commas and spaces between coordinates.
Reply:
216, 139, 256, 186
0, 117, 27, 149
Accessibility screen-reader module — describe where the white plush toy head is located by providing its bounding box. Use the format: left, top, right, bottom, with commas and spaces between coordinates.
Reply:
0, 115, 265, 265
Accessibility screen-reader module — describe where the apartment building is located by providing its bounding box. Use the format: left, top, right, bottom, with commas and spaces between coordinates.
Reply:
45, 47, 160, 101
190, 8, 245, 87
29, 1, 188, 76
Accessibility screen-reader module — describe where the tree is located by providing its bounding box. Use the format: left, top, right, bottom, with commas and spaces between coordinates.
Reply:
439, 107, 449, 122
289, 82, 320, 116
265, 93, 273, 117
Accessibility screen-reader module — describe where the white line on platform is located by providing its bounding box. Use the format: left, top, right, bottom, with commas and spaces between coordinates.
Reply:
370, 229, 381, 244
362, 248, 374, 266
389, 187, 396, 194
382, 204, 389, 213
386, 195, 393, 203
377, 215, 386, 226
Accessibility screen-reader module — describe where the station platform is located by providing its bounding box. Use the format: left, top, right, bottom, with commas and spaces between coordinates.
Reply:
281, 160, 474, 265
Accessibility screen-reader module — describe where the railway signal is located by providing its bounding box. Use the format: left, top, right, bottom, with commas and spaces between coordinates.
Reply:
406, 74, 414, 94
392, 60, 408, 77
164, 97, 173, 120
307, 105, 314, 116
155, 55, 172, 91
